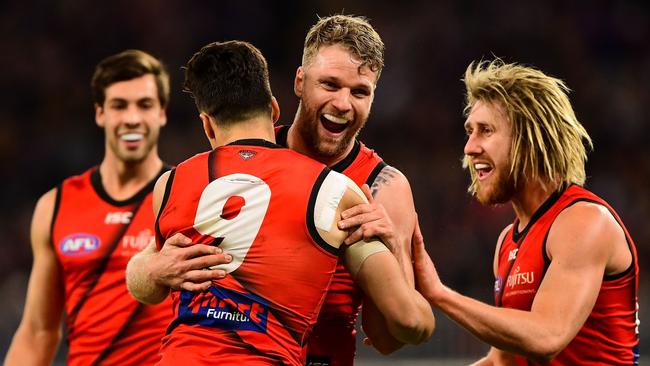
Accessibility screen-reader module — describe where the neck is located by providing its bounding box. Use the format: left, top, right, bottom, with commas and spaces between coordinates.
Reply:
510, 180, 558, 230
211, 117, 275, 149
285, 124, 354, 167
99, 149, 163, 201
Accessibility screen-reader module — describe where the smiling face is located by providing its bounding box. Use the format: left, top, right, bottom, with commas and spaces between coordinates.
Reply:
464, 100, 516, 205
292, 44, 376, 163
95, 74, 167, 164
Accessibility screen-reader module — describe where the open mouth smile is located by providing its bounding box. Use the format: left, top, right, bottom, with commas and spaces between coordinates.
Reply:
320, 113, 348, 134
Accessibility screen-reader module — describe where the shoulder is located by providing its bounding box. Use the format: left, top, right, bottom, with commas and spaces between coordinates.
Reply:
31, 187, 59, 247
494, 224, 513, 256
493, 224, 513, 274
547, 201, 621, 260
34, 187, 59, 218
553, 201, 619, 236
371, 164, 413, 201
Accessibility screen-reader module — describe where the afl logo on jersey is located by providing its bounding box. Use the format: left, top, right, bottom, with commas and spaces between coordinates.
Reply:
60, 233, 101, 255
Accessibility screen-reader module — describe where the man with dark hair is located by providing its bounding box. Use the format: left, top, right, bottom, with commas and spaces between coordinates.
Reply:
127, 40, 433, 366
127, 15, 425, 365
5, 49, 175, 365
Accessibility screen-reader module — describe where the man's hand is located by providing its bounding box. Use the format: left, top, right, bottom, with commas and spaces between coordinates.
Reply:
337, 184, 398, 250
150, 233, 233, 292
412, 218, 444, 303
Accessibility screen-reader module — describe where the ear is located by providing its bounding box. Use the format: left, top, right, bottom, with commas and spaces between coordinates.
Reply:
200, 113, 215, 140
294, 66, 304, 97
95, 104, 105, 127
270, 97, 280, 124
159, 106, 168, 127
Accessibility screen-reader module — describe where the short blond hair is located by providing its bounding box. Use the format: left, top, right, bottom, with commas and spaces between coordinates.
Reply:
463, 60, 593, 193
302, 14, 385, 81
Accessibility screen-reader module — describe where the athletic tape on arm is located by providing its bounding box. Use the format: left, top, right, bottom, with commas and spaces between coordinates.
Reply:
314, 171, 348, 232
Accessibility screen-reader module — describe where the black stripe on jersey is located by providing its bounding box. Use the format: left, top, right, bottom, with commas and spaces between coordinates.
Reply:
50, 184, 63, 248
226, 138, 282, 148
90, 303, 144, 366
365, 161, 387, 188
331, 140, 361, 173
511, 187, 564, 243
306, 167, 340, 256
66, 199, 146, 337
91, 165, 170, 206
155, 168, 176, 247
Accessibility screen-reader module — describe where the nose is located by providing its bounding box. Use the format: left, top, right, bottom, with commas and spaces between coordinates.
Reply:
331, 89, 352, 113
464, 132, 482, 156
123, 104, 144, 126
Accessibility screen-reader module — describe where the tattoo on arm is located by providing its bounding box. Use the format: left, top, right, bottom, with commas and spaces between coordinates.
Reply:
370, 166, 399, 197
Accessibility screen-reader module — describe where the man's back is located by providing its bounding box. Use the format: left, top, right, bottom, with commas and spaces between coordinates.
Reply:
155, 140, 349, 366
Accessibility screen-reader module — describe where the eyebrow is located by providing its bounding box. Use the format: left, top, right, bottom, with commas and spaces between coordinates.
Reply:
107, 96, 156, 103
320, 76, 372, 91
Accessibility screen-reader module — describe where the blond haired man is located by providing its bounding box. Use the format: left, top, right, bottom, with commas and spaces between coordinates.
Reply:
412, 60, 640, 365
127, 15, 429, 365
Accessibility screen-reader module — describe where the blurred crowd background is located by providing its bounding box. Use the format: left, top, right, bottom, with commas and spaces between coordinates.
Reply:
1, 0, 647, 362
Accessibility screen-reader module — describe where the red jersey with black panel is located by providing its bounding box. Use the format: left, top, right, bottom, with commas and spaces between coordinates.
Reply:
495, 185, 639, 365
155, 139, 350, 366
51, 166, 173, 366
276, 125, 386, 366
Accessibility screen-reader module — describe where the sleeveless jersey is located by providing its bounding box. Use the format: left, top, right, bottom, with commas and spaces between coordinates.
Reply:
494, 185, 639, 365
276, 125, 387, 366
155, 139, 351, 366
51, 166, 173, 366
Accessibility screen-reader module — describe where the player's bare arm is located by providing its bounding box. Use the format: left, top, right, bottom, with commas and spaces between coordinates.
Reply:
319, 181, 434, 346
126, 171, 231, 304
470, 347, 519, 366
339, 166, 417, 274
414, 202, 626, 363
337, 166, 417, 353
5, 188, 65, 366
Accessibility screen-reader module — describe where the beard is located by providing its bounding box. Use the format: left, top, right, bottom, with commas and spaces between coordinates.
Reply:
474, 165, 517, 205
294, 103, 363, 160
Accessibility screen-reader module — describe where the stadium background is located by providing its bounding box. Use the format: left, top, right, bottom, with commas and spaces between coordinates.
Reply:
1, 0, 647, 363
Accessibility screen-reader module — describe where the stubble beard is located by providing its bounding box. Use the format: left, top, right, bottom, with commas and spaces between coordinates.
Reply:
475, 166, 517, 206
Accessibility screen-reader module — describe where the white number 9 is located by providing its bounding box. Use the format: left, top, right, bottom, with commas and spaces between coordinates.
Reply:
193, 173, 270, 273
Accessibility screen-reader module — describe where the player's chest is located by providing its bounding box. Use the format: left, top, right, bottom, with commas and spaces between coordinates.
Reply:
495, 238, 546, 310
53, 202, 155, 268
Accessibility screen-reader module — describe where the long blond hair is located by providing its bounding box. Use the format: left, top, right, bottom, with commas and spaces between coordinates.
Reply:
463, 60, 593, 194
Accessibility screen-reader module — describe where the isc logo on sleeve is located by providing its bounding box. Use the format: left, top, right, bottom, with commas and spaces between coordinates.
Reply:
60, 233, 101, 255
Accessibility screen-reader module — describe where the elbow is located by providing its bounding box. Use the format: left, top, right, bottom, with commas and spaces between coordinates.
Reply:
127, 281, 168, 305
390, 312, 435, 345
523, 334, 569, 363
367, 336, 404, 355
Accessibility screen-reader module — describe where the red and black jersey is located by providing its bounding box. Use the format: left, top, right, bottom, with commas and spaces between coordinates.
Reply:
276, 125, 387, 366
495, 184, 639, 365
51, 165, 173, 366
155, 139, 352, 366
